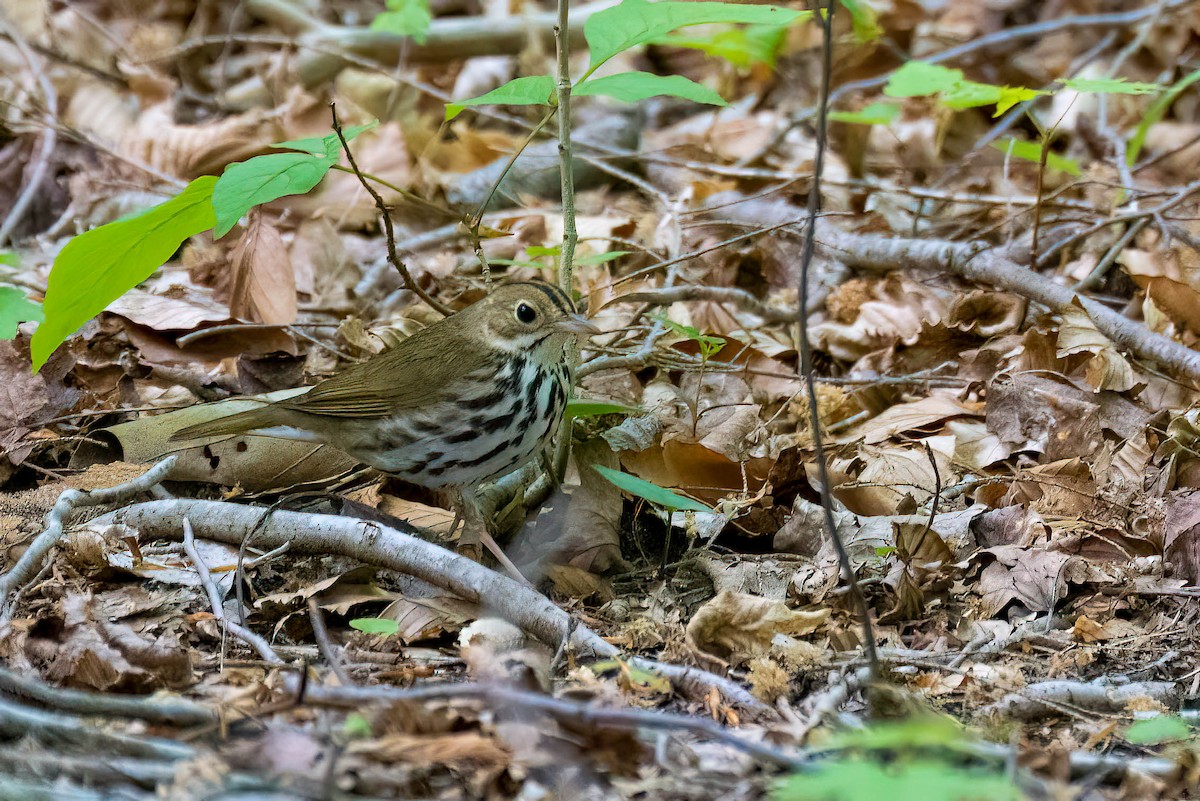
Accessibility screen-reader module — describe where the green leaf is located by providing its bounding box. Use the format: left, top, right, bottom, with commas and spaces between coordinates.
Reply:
0, 287, 43, 340
567, 399, 638, 418
772, 758, 1020, 801
273, 122, 376, 158
1128, 67, 1200, 164
349, 617, 401, 636
213, 153, 335, 237
884, 61, 963, 97
837, 0, 881, 42
830, 102, 901, 126
825, 715, 967, 751
212, 123, 378, 236
885, 61, 1046, 115
938, 79, 1002, 109
343, 713, 373, 738
526, 245, 562, 257
1126, 715, 1191, 745
576, 249, 632, 265
0, 252, 17, 267
653, 23, 789, 69
593, 465, 711, 512
993, 85, 1047, 115
445, 75, 557, 120
31, 176, 217, 370
991, 137, 1082, 176
1060, 76, 1162, 95
650, 312, 725, 357
576, 72, 726, 106
371, 0, 432, 43
584, 0, 807, 71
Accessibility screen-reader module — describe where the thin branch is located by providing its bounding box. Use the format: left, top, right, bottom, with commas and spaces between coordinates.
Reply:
183, 518, 285, 665
0, 18, 58, 248
329, 104, 453, 316
102, 499, 771, 716
291, 681, 805, 769
307, 597, 354, 686
553, 0, 578, 293
0, 667, 215, 725
0, 456, 178, 620
702, 195, 1200, 385
0, 696, 195, 761
795, 0, 881, 682
606, 286, 802, 324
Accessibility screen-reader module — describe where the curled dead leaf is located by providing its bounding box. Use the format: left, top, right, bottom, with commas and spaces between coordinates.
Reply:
685, 590, 828, 666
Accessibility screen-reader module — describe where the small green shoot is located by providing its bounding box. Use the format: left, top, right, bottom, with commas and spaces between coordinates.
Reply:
990, 137, 1082, 176
567, 399, 639, 418
830, 102, 901, 126
371, 0, 432, 43
349, 617, 401, 636
593, 464, 710, 513
1125, 715, 1191, 745
0, 287, 43, 340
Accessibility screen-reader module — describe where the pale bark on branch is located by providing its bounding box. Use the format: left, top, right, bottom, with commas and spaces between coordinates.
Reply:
98, 499, 770, 715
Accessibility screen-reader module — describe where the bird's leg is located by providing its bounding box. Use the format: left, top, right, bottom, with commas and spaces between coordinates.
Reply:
457, 489, 531, 586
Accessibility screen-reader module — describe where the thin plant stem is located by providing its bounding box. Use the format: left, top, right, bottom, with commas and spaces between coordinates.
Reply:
554, 0, 578, 294
329, 104, 453, 316
795, 0, 881, 683
468, 107, 559, 285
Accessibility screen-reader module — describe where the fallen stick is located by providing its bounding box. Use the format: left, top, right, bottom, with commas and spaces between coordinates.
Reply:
98, 499, 771, 716
218, 0, 618, 108
704, 196, 1200, 385
0, 666, 214, 725
294, 680, 804, 769
0, 456, 177, 622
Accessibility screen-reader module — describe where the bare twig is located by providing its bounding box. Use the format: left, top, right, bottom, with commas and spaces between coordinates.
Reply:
0, 667, 215, 725
796, 0, 880, 682
0, 456, 178, 621
0, 696, 195, 761
240, 0, 615, 71
182, 518, 285, 665
103, 500, 771, 715
605, 286, 802, 324
291, 681, 805, 769
553, 0, 578, 293
0, 18, 58, 248
703, 196, 1200, 385
981, 680, 1180, 721
307, 598, 353, 686
329, 104, 453, 317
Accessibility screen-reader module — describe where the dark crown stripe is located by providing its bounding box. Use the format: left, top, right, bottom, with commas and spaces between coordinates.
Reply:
517, 280, 575, 316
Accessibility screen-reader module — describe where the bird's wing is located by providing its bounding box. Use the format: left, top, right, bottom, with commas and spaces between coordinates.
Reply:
275, 322, 479, 419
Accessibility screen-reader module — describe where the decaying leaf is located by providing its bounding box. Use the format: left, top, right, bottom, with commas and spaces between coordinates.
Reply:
685, 590, 828, 665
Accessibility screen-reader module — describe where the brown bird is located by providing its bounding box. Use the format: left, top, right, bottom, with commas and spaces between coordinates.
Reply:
171, 281, 598, 563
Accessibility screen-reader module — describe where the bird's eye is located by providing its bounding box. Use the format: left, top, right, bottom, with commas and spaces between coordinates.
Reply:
515, 302, 538, 324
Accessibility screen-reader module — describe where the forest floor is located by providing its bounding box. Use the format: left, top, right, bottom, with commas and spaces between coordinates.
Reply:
1, 0, 1200, 799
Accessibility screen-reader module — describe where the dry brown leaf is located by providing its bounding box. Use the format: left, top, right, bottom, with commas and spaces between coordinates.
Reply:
813, 274, 950, 361
1055, 304, 1137, 392
685, 590, 828, 665
228, 213, 297, 325
38, 593, 190, 691
105, 285, 233, 332
828, 435, 955, 516
840, 393, 979, 445
974, 545, 1077, 617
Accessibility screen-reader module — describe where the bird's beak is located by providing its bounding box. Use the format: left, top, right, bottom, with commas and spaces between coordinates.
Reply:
556, 315, 601, 337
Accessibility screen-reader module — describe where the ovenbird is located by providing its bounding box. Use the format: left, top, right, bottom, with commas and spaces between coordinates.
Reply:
170, 281, 598, 559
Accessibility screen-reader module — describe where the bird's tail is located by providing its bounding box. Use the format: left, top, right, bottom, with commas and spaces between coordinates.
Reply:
168, 404, 280, 442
